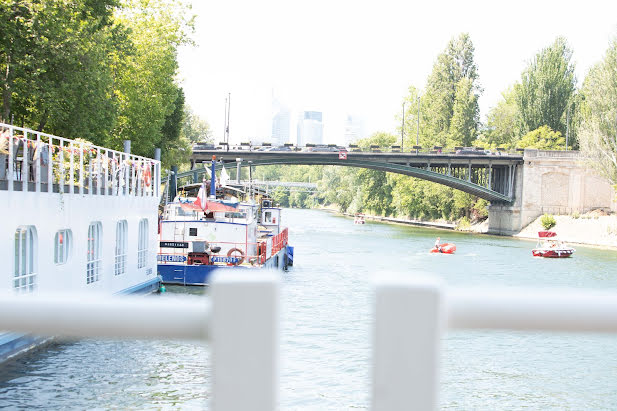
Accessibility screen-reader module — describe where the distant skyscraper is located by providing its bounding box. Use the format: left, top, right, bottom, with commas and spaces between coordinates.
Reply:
343, 114, 365, 146
271, 96, 290, 146
296, 111, 323, 146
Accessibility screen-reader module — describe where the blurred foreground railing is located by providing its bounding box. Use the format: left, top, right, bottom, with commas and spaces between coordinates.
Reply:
372, 274, 617, 411
0, 272, 278, 411
3, 272, 617, 410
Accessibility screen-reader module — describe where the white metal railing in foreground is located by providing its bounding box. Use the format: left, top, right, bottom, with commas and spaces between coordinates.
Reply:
3, 272, 617, 411
0, 272, 278, 411
372, 274, 617, 411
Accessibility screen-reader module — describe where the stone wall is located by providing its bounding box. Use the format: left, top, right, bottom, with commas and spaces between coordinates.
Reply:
488, 149, 616, 235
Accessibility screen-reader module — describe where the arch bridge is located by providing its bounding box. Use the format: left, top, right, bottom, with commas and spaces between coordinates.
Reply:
184, 150, 523, 203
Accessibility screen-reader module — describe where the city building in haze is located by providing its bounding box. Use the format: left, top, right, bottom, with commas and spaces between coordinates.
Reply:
271, 97, 290, 146
343, 114, 365, 146
296, 111, 323, 146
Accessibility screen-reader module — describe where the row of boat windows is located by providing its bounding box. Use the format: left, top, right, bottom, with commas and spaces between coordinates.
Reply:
14, 220, 149, 293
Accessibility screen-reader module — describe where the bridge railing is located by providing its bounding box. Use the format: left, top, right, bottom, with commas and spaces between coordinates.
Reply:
3, 272, 617, 410
0, 123, 160, 198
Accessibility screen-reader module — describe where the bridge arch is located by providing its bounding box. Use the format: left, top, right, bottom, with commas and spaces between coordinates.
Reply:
180, 155, 516, 203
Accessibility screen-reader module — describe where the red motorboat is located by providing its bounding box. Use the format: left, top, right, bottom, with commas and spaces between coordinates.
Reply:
532, 231, 575, 258
430, 243, 456, 254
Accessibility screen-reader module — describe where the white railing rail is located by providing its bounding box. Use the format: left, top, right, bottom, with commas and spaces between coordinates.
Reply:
0, 123, 160, 198
0, 272, 279, 411
372, 274, 617, 411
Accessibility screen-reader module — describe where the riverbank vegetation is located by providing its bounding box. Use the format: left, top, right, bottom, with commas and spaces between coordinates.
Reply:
0, 0, 209, 168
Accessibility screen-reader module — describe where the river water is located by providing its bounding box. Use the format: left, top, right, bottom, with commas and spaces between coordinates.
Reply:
1, 208, 617, 410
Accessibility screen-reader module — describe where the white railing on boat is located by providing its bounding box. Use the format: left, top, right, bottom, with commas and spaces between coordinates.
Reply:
0, 123, 160, 198
2, 272, 617, 410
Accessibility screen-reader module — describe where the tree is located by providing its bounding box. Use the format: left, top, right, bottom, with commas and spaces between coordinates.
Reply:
483, 86, 521, 148
416, 33, 481, 148
111, 0, 194, 158
449, 77, 479, 147
1, 0, 121, 142
183, 107, 212, 143
578, 37, 617, 185
514, 37, 576, 135
518, 126, 566, 150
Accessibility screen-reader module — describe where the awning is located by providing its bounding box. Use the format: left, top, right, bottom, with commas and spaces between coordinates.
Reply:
180, 201, 238, 212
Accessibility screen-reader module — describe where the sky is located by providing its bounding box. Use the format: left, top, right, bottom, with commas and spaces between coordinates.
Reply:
178, 0, 617, 146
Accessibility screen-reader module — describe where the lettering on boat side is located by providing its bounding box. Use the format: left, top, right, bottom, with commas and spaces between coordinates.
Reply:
160, 241, 189, 248
210, 256, 240, 264
157, 255, 188, 262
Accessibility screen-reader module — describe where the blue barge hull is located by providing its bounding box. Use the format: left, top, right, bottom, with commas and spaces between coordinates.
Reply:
159, 247, 292, 286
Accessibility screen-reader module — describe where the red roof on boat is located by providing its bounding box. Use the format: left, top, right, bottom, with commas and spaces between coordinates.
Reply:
538, 231, 557, 238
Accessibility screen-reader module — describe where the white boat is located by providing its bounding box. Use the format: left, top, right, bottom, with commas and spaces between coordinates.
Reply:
0, 123, 161, 363
157, 159, 293, 285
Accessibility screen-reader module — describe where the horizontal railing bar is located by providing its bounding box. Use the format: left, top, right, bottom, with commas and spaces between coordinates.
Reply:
0, 292, 210, 340
447, 287, 617, 333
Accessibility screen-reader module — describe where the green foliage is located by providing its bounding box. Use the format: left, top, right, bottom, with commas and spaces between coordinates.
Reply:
515, 37, 576, 136
0, 0, 195, 165
356, 131, 397, 151
472, 198, 489, 220
483, 86, 521, 148
518, 126, 566, 150
541, 213, 557, 230
456, 216, 471, 230
183, 107, 212, 143
578, 37, 617, 185
402, 34, 480, 150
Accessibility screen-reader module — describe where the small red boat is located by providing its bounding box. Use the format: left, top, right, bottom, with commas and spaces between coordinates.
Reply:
532, 231, 575, 258
430, 243, 456, 254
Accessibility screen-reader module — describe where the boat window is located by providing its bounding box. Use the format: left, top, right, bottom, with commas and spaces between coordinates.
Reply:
264, 211, 272, 222
87, 222, 102, 284
138, 219, 148, 269
115, 220, 128, 276
14, 226, 37, 293
54, 229, 72, 264
177, 207, 197, 217
189, 227, 198, 236
225, 212, 246, 219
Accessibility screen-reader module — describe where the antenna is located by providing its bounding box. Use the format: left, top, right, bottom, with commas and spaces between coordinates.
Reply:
224, 96, 228, 142
226, 93, 231, 144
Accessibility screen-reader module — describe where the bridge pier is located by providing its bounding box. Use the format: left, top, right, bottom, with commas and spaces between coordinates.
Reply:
488, 149, 616, 235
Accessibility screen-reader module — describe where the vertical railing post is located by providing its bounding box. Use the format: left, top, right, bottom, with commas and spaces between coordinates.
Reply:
79, 143, 84, 195
154, 148, 161, 198
59, 139, 65, 194
372, 274, 445, 411
7, 126, 13, 192
123, 140, 130, 196
69, 141, 74, 194
210, 272, 279, 411
35, 132, 41, 193
47, 136, 53, 193
22, 132, 28, 190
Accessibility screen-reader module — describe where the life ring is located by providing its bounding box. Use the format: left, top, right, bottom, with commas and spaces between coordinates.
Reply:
144, 167, 152, 187
226, 248, 245, 266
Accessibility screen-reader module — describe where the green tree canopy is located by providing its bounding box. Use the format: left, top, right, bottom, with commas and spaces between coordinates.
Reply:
515, 37, 576, 135
518, 125, 566, 150
578, 37, 617, 185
